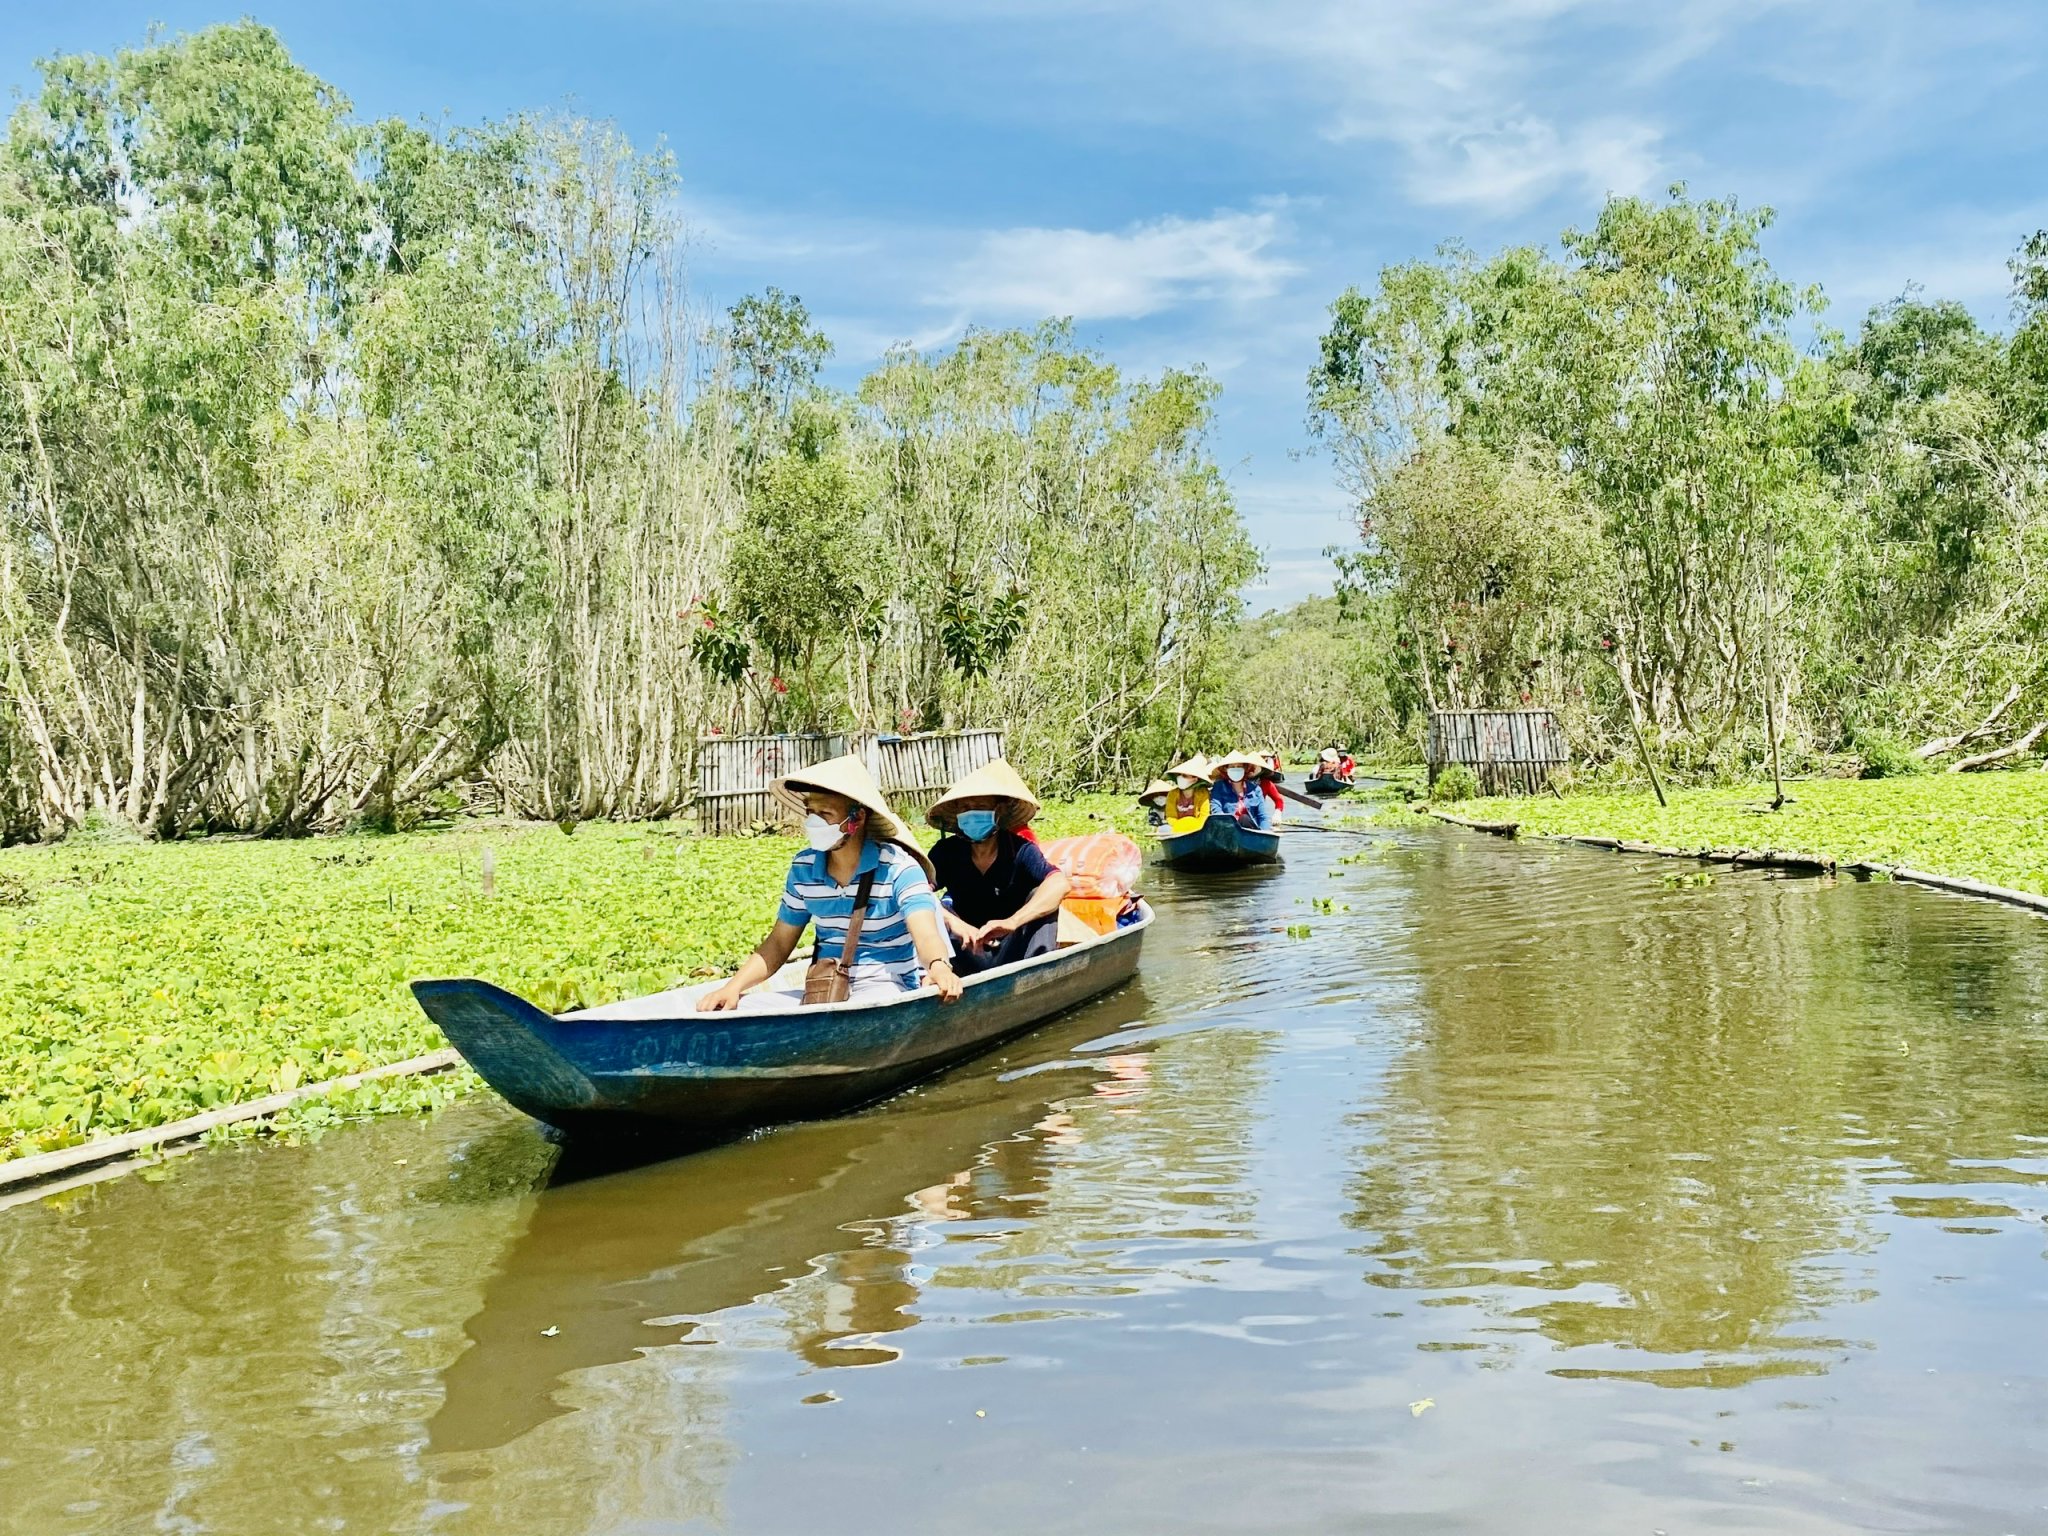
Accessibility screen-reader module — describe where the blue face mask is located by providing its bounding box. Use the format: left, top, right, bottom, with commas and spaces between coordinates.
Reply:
956, 809, 999, 842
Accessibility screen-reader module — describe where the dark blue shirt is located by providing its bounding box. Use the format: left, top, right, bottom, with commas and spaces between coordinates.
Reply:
929, 830, 1056, 929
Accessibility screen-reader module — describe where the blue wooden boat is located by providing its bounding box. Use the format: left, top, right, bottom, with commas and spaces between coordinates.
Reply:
1155, 813, 1282, 872
410, 903, 1153, 1147
428, 991, 1150, 1453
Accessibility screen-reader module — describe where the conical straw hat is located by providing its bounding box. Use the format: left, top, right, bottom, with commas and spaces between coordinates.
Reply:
1209, 749, 1266, 776
927, 758, 1041, 832
1166, 752, 1211, 781
1137, 778, 1173, 804
772, 753, 935, 880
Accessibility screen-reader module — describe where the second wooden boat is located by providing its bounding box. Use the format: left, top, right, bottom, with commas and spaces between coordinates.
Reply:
1154, 813, 1282, 872
410, 903, 1153, 1149
1305, 773, 1352, 796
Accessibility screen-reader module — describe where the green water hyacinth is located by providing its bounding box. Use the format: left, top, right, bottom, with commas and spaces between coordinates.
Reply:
0, 799, 1145, 1163
1455, 775, 2048, 898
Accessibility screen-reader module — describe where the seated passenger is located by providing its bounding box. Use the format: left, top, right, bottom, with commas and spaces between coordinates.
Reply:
1257, 761, 1286, 825
926, 760, 1072, 976
1162, 755, 1212, 832
698, 755, 961, 1012
1208, 751, 1272, 830
1138, 778, 1174, 828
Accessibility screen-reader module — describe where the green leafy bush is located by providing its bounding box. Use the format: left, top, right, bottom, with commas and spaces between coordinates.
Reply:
1852, 730, 1925, 780
1431, 763, 1481, 803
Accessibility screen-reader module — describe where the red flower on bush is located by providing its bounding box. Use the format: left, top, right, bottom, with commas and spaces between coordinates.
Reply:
771, 676, 788, 696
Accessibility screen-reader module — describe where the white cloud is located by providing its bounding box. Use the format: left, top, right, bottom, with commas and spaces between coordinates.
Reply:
680, 197, 879, 264
1400, 116, 1666, 212
1182, 0, 1679, 213
945, 207, 1298, 320
815, 309, 972, 361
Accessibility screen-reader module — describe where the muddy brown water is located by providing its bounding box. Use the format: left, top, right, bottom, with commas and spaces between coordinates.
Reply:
4, 825, 2048, 1535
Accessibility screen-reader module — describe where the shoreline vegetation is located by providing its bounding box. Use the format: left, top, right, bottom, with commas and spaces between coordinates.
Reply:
0, 798, 1144, 1165
1417, 773, 2048, 899
0, 24, 1260, 847
17, 770, 2048, 1172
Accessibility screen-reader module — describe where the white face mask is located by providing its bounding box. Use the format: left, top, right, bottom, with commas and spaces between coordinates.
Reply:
1175, 776, 1197, 790
1225, 765, 1245, 782
803, 812, 847, 851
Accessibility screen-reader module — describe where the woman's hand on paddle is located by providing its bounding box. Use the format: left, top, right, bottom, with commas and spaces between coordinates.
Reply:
697, 981, 743, 1012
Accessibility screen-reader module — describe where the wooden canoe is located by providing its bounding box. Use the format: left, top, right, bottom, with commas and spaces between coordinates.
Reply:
1306, 773, 1352, 796
1154, 814, 1282, 872
427, 990, 1150, 1453
410, 902, 1153, 1147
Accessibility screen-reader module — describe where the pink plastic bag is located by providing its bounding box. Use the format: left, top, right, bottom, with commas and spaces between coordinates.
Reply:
1041, 833, 1142, 900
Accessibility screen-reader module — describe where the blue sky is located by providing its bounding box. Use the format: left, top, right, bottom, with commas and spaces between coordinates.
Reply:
6, 2, 2046, 606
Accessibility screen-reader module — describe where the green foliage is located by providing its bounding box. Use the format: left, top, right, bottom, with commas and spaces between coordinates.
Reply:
1849, 729, 1925, 781
938, 584, 1026, 681
0, 794, 1144, 1161
0, 26, 1257, 839
1462, 774, 2048, 897
1659, 869, 1717, 889
1431, 763, 1481, 803
1313, 189, 2048, 780
0, 822, 788, 1160
1220, 593, 1399, 758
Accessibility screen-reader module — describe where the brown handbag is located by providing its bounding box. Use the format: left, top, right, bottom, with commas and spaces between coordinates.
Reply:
802, 870, 877, 1005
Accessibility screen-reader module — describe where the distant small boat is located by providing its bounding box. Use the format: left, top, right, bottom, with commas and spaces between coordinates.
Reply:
410, 905, 1153, 1148
1306, 773, 1353, 796
1155, 813, 1282, 872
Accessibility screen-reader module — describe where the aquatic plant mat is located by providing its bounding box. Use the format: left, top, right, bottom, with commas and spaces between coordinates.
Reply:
1429, 773, 2048, 918
0, 799, 1145, 1171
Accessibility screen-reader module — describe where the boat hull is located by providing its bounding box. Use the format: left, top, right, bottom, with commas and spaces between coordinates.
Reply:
1155, 814, 1282, 872
411, 907, 1151, 1147
1306, 773, 1352, 796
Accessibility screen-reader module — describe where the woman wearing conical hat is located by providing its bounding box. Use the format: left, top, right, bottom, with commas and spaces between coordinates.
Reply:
1162, 754, 1211, 833
925, 759, 1071, 976
1136, 778, 1173, 828
697, 754, 963, 1012
1208, 750, 1273, 831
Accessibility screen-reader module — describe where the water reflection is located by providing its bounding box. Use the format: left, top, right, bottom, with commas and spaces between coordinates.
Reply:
1349, 839, 2048, 1388
431, 995, 1146, 1454
4, 827, 2048, 1534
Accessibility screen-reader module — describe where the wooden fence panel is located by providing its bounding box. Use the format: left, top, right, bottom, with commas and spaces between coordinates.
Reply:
694, 734, 848, 835
1426, 709, 1568, 797
695, 729, 1005, 833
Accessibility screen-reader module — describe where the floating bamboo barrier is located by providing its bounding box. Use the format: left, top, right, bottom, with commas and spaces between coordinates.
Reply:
0, 1048, 463, 1200
1428, 810, 2048, 914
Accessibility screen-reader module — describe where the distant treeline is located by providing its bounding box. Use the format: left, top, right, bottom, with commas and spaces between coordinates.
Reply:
0, 24, 1255, 841
1310, 192, 2048, 780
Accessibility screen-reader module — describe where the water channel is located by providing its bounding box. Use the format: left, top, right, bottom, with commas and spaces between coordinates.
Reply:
4, 823, 2047, 1534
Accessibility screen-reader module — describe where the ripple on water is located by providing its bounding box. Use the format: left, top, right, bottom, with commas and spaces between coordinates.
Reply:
4, 827, 2048, 1533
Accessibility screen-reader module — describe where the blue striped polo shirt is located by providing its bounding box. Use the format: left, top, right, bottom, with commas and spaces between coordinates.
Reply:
778, 838, 944, 990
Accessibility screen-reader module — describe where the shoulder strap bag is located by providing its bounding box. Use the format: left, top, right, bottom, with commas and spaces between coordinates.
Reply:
802, 869, 878, 1005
